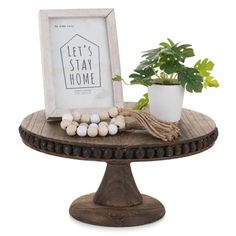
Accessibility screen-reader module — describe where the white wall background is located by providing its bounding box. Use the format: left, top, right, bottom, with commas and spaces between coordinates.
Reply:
0, 0, 235, 235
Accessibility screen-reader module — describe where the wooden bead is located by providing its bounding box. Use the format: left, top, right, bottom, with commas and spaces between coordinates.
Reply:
125, 149, 134, 158
88, 126, 98, 137
108, 107, 119, 118
40, 140, 47, 150
89, 123, 98, 128
116, 115, 125, 121
93, 149, 102, 158
80, 114, 90, 123
62, 113, 73, 122
73, 146, 81, 155
47, 142, 54, 152
99, 111, 109, 121
33, 137, 40, 148
166, 146, 173, 157
60, 120, 71, 130
209, 134, 214, 143
72, 111, 81, 122
99, 121, 108, 127
83, 148, 91, 157
66, 124, 77, 136
135, 148, 145, 159
182, 144, 190, 154
29, 135, 34, 145
25, 133, 30, 141
213, 130, 218, 140
72, 121, 79, 127
114, 148, 123, 159
90, 113, 100, 123
104, 149, 112, 159
108, 124, 118, 135
110, 118, 116, 124
190, 142, 197, 152
80, 123, 89, 128
98, 125, 108, 136
55, 143, 62, 153
147, 149, 155, 158
203, 138, 208, 147
63, 145, 72, 155
197, 140, 203, 150
77, 126, 87, 137
175, 145, 182, 155
157, 148, 164, 157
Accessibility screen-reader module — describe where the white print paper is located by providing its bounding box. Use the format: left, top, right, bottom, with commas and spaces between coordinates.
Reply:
49, 17, 113, 110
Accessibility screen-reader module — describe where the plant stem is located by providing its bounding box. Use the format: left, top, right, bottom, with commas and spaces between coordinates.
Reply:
121, 79, 130, 86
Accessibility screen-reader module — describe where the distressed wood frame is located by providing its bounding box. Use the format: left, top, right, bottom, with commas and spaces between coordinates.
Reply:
39, 9, 123, 120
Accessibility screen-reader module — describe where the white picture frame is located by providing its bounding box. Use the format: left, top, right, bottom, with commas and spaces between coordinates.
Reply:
39, 9, 123, 120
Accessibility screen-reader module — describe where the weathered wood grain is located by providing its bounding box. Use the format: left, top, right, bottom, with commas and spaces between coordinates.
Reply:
19, 104, 218, 162
94, 163, 142, 207
69, 193, 165, 227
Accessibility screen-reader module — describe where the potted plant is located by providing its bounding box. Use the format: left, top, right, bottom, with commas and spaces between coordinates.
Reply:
114, 38, 219, 122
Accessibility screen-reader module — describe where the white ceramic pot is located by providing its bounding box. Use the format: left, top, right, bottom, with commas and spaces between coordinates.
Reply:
148, 84, 185, 122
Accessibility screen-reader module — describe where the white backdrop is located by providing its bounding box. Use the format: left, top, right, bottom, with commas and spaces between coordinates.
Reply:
0, 0, 235, 235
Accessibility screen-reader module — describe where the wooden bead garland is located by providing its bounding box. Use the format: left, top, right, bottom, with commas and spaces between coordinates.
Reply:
60, 107, 181, 141
60, 107, 121, 138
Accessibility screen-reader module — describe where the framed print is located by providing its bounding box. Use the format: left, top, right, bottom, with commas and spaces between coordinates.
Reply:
39, 9, 123, 120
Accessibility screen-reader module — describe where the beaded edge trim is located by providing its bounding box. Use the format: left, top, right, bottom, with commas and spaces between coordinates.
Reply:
19, 126, 218, 162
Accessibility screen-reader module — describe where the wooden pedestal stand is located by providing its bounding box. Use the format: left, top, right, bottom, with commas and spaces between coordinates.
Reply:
70, 163, 165, 226
19, 105, 218, 227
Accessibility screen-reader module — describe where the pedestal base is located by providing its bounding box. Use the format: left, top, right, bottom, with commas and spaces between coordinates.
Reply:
69, 193, 165, 227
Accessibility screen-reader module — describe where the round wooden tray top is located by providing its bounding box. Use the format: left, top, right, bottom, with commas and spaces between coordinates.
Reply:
19, 105, 218, 227
19, 107, 218, 163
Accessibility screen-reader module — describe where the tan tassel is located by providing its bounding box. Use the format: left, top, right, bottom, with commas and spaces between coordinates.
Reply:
119, 108, 180, 141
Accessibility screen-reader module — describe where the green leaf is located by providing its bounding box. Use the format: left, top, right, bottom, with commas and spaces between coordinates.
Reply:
133, 93, 149, 110
142, 48, 159, 54
130, 78, 153, 86
140, 60, 154, 66
176, 44, 192, 52
129, 73, 143, 79
194, 58, 214, 77
204, 76, 219, 88
178, 68, 203, 93
143, 93, 149, 100
159, 56, 183, 74
181, 48, 194, 58
159, 42, 170, 48
135, 63, 150, 70
133, 67, 156, 77
112, 75, 123, 81
167, 38, 175, 46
